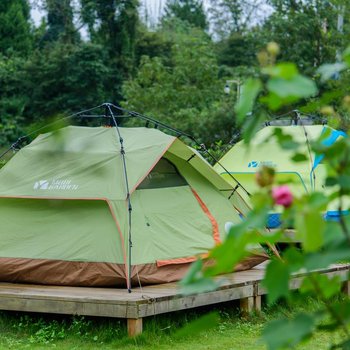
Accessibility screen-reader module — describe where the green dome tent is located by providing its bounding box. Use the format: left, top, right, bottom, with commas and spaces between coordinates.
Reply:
0, 124, 266, 289
214, 124, 347, 227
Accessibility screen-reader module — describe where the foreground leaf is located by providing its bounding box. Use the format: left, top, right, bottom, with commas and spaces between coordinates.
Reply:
180, 259, 219, 295
300, 274, 341, 299
263, 259, 290, 303
267, 75, 317, 99
235, 78, 262, 123
262, 313, 315, 350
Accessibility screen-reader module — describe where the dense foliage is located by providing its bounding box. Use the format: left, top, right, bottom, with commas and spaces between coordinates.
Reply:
0, 0, 349, 147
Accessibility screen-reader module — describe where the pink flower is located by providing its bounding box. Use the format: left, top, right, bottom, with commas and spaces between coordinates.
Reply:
272, 185, 293, 208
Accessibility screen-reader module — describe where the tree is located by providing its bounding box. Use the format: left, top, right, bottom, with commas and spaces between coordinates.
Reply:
163, 0, 208, 30
135, 24, 173, 66
0, 0, 32, 56
41, 0, 79, 44
260, 1, 350, 74
24, 43, 113, 121
0, 56, 27, 145
122, 24, 235, 143
216, 31, 259, 67
80, 0, 140, 99
208, 0, 267, 40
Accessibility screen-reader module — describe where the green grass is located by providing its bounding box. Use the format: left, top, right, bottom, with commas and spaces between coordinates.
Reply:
0, 297, 345, 350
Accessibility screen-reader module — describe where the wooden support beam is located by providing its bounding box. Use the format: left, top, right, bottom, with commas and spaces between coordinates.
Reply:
240, 295, 261, 315
240, 297, 254, 315
127, 318, 143, 337
342, 281, 350, 297
254, 295, 262, 313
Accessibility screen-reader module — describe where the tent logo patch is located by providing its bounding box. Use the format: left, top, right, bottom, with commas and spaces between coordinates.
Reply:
33, 179, 79, 191
33, 180, 49, 190
248, 161, 258, 168
248, 161, 277, 168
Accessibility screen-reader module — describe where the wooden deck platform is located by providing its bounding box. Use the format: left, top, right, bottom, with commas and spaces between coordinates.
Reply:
0, 263, 348, 337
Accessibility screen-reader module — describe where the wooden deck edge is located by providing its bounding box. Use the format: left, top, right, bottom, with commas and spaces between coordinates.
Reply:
258, 267, 349, 296
0, 296, 139, 318
0, 264, 347, 321
137, 285, 254, 317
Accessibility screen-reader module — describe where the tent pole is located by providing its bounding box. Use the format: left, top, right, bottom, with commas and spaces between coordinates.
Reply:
0, 136, 27, 160
105, 103, 133, 293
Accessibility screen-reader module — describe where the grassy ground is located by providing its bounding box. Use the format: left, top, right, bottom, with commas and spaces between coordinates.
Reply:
0, 297, 344, 350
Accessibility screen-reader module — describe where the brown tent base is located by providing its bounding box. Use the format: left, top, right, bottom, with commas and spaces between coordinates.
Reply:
0, 254, 268, 288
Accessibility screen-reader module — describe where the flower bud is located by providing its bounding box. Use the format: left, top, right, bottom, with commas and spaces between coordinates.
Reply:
272, 185, 293, 208
267, 42, 280, 57
257, 50, 269, 67
343, 95, 350, 109
255, 166, 275, 187
320, 105, 335, 116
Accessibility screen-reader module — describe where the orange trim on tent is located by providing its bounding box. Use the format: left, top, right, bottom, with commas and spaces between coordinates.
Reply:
0, 195, 130, 289
191, 188, 221, 244
156, 254, 208, 267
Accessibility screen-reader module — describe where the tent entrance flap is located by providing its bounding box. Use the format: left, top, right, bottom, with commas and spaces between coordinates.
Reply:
138, 158, 188, 189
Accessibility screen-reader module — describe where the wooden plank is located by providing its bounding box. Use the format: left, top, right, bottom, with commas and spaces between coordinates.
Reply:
137, 285, 254, 317
0, 296, 139, 318
258, 268, 349, 296
127, 318, 143, 337
254, 295, 262, 312
342, 281, 350, 296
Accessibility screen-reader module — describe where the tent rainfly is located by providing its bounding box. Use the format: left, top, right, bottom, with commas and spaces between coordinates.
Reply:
214, 124, 347, 227
0, 125, 266, 289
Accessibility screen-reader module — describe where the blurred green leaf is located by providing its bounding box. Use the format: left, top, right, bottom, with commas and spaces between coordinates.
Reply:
295, 210, 324, 252
307, 192, 329, 210
267, 75, 317, 99
262, 313, 315, 350
291, 153, 308, 162
323, 221, 345, 247
262, 63, 298, 79
205, 225, 265, 277
263, 259, 290, 303
325, 176, 338, 187
260, 92, 299, 110
300, 274, 341, 299
304, 244, 350, 271
242, 113, 266, 144
273, 128, 299, 150
234, 78, 262, 123
180, 259, 219, 295
284, 247, 305, 273
338, 175, 350, 191
332, 300, 350, 324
